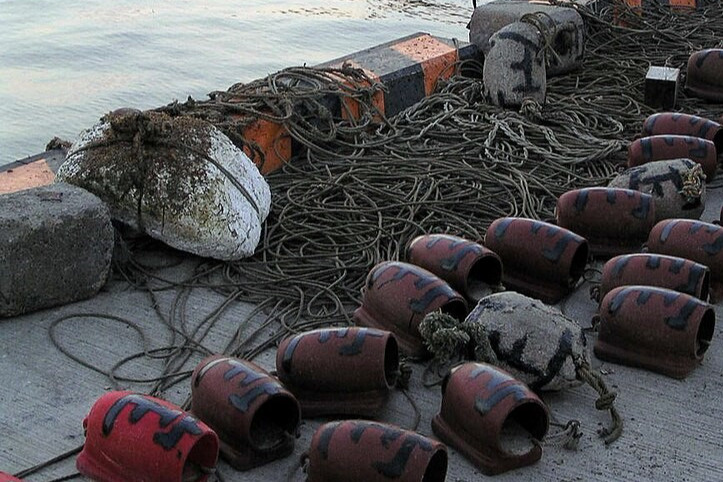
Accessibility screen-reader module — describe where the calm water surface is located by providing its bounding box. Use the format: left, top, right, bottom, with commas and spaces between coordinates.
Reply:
0, 0, 472, 166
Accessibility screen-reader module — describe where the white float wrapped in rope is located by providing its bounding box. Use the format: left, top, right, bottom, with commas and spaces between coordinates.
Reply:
56, 109, 271, 261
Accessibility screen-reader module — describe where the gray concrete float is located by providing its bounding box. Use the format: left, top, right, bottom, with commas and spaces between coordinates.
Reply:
0, 183, 113, 318
469, 0, 585, 76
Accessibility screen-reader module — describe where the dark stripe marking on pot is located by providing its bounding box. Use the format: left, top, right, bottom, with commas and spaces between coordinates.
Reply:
440, 244, 486, 272
607, 286, 696, 330
102, 394, 202, 449
281, 335, 303, 373
469, 366, 527, 415
229, 384, 282, 413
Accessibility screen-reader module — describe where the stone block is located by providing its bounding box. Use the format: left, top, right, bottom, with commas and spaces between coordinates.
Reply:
0, 183, 114, 317
469, 0, 584, 76
483, 21, 546, 108
645, 66, 680, 108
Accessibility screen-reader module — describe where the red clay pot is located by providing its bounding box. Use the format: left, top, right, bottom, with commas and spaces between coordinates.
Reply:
556, 188, 655, 257
600, 253, 710, 302
0, 473, 23, 482
307, 420, 448, 482
77, 391, 219, 482
647, 219, 723, 302
190, 355, 300, 470
432, 362, 549, 475
685, 49, 723, 103
594, 286, 715, 378
484, 217, 589, 303
407, 233, 503, 303
353, 261, 468, 357
627, 135, 717, 180
641, 112, 722, 156
275, 327, 399, 417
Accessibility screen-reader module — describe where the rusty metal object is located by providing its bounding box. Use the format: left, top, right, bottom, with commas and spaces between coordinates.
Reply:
600, 254, 710, 302
641, 112, 722, 155
484, 217, 589, 303
628, 135, 717, 181
307, 420, 448, 482
556, 187, 655, 257
647, 219, 723, 302
685, 49, 723, 102
407, 233, 503, 303
594, 286, 715, 378
275, 327, 398, 417
432, 362, 549, 475
353, 261, 468, 357
190, 355, 300, 470
77, 391, 219, 482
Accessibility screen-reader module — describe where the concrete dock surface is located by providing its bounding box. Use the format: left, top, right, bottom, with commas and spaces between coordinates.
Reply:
1, 184, 721, 482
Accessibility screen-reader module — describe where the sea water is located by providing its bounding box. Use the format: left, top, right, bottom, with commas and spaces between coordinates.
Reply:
0, 0, 473, 166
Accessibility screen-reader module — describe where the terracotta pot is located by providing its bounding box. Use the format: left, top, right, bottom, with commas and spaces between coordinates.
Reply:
307, 420, 448, 482
600, 253, 710, 302
353, 261, 468, 357
556, 187, 655, 257
484, 217, 589, 303
407, 233, 503, 303
432, 362, 549, 475
190, 355, 300, 470
594, 286, 715, 378
627, 135, 717, 181
77, 391, 219, 482
0, 473, 23, 482
275, 327, 398, 417
647, 219, 723, 302
641, 112, 722, 155
685, 49, 723, 102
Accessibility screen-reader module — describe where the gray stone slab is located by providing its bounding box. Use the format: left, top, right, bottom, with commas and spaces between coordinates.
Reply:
0, 183, 113, 318
0, 187, 722, 482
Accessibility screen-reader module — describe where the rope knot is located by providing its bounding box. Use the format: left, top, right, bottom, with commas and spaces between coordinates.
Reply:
679, 163, 706, 205
595, 391, 617, 410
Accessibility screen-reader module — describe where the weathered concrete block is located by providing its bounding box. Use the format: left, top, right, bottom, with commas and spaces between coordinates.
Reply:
469, 0, 584, 76
483, 21, 546, 108
608, 158, 706, 222
56, 110, 272, 261
645, 66, 680, 108
0, 183, 114, 318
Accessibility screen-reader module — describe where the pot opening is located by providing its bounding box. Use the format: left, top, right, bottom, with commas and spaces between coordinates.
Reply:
553, 29, 574, 59
695, 308, 715, 357
384, 335, 401, 388
182, 431, 219, 482
422, 448, 448, 482
440, 299, 468, 321
499, 402, 548, 456
249, 395, 300, 451
467, 255, 503, 302
712, 127, 722, 158
568, 241, 589, 287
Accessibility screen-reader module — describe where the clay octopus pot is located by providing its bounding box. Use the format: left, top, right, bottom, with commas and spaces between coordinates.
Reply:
484, 217, 589, 303
600, 253, 710, 302
0, 473, 23, 482
307, 420, 448, 482
353, 261, 468, 357
275, 327, 399, 417
190, 355, 300, 470
76, 391, 219, 482
647, 219, 723, 302
407, 233, 503, 303
685, 49, 723, 103
594, 286, 715, 378
556, 187, 655, 257
641, 112, 722, 157
432, 362, 549, 475
628, 135, 717, 181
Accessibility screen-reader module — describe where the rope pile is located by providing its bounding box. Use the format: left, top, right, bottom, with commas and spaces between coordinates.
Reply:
54, 0, 723, 396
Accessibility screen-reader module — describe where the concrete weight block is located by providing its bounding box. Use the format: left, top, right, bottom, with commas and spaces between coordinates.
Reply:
469, 0, 584, 76
0, 183, 114, 317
